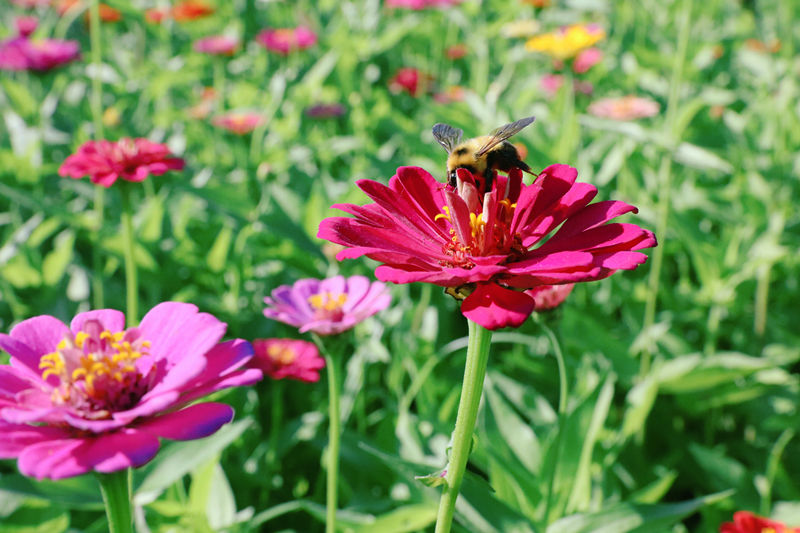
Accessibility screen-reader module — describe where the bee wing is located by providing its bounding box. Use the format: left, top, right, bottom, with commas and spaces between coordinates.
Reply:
474, 116, 536, 157
432, 123, 463, 154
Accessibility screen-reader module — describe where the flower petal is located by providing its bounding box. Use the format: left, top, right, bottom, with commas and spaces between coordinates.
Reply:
461, 284, 536, 330
70, 309, 126, 333
135, 402, 233, 440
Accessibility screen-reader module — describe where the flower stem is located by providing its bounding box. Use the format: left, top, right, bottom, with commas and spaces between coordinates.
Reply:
89, 0, 105, 309
640, 0, 693, 378
97, 469, 133, 533
324, 352, 341, 533
120, 185, 138, 327
434, 320, 493, 533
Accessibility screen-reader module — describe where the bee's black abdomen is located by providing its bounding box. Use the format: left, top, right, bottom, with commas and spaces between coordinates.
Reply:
485, 142, 529, 174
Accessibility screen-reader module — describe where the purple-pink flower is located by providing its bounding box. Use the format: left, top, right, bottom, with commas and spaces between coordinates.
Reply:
527, 283, 574, 311
318, 165, 656, 330
251, 339, 325, 382
305, 103, 346, 119
264, 275, 391, 335
256, 26, 317, 55
0, 302, 262, 480
587, 96, 661, 120
58, 138, 185, 187
0, 19, 79, 72
193, 35, 238, 56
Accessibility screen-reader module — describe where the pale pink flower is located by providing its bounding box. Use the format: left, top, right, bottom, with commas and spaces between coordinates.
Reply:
572, 47, 602, 73
212, 111, 264, 135
587, 96, 660, 120
193, 35, 238, 56
386, 0, 462, 8
527, 284, 574, 311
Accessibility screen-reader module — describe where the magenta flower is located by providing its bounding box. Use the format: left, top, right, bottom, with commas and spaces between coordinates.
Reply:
0, 30, 79, 72
251, 338, 325, 383
212, 111, 264, 135
0, 302, 262, 480
389, 67, 433, 97
16, 16, 39, 38
572, 47, 602, 73
318, 165, 656, 330
386, 0, 462, 9
256, 26, 317, 55
588, 96, 661, 120
263, 275, 391, 335
193, 35, 238, 55
58, 138, 185, 187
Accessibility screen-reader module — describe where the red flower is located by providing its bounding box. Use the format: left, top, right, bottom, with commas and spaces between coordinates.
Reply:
171, 0, 215, 21
389, 67, 433, 97
318, 165, 655, 330
720, 511, 800, 533
251, 339, 325, 383
59, 138, 185, 187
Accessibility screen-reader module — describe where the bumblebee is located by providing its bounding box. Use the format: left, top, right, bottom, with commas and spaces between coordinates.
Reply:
432, 116, 536, 188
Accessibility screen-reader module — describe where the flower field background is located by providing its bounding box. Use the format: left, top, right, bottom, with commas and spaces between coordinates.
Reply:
1, 0, 799, 532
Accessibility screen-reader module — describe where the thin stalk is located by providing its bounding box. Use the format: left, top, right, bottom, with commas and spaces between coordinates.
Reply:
434, 320, 493, 533
89, 0, 105, 309
540, 320, 568, 526
97, 469, 133, 533
640, 0, 693, 378
120, 186, 138, 327
263, 380, 283, 505
760, 429, 794, 515
324, 352, 341, 533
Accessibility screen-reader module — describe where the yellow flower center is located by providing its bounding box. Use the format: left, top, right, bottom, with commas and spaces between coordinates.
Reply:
308, 292, 348, 321
38, 321, 153, 415
267, 344, 297, 365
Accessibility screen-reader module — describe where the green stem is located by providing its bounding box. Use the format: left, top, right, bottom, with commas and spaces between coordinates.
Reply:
540, 320, 568, 525
434, 320, 493, 533
89, 0, 105, 309
753, 264, 771, 337
640, 0, 693, 378
97, 469, 133, 533
324, 352, 341, 533
120, 186, 138, 327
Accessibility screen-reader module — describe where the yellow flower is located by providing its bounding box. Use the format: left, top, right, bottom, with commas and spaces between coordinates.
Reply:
525, 24, 605, 60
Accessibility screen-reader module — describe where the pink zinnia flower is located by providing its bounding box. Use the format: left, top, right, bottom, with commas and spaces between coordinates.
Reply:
540, 74, 593, 97
212, 111, 264, 135
256, 26, 317, 55
263, 275, 391, 336
572, 47, 602, 73
193, 35, 238, 56
318, 165, 656, 330
389, 67, 433, 97
16, 16, 39, 38
58, 138, 185, 187
0, 32, 80, 72
433, 85, 465, 104
385, 0, 462, 9
251, 339, 325, 383
720, 511, 800, 533
0, 302, 262, 480
10, 0, 50, 7
587, 96, 660, 120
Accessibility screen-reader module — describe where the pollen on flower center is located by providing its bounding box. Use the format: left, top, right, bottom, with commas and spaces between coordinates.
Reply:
266, 344, 298, 365
38, 319, 154, 415
308, 292, 348, 320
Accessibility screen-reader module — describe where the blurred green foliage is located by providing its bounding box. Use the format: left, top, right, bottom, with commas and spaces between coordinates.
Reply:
0, 0, 799, 531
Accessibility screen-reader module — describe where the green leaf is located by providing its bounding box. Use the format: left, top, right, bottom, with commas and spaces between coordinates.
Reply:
206, 224, 233, 273
350, 503, 438, 533
546, 490, 733, 533
134, 419, 251, 505
42, 230, 75, 286
0, 475, 103, 510
0, 500, 69, 533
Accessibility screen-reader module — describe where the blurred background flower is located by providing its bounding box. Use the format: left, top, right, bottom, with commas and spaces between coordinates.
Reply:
251, 338, 325, 382
256, 26, 317, 55
587, 96, 660, 120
